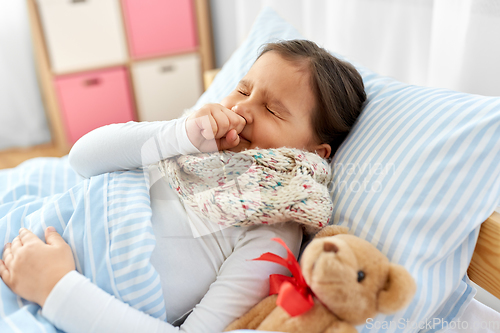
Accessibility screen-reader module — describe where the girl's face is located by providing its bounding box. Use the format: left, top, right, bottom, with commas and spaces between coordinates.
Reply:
220, 52, 331, 159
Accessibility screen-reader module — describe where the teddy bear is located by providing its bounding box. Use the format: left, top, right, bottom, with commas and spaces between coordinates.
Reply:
225, 225, 416, 333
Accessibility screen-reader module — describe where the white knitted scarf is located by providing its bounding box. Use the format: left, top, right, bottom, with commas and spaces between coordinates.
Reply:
158, 148, 333, 234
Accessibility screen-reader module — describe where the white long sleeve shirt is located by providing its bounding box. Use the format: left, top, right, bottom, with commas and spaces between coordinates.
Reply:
41, 117, 303, 333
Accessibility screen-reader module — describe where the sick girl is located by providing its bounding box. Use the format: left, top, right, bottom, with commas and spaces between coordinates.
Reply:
0, 40, 365, 333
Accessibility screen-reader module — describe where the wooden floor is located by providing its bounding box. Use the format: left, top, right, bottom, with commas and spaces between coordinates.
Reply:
0, 144, 66, 170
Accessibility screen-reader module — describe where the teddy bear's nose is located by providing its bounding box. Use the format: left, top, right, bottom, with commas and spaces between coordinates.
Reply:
323, 242, 339, 253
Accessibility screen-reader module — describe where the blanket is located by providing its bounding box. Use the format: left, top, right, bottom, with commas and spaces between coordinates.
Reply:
0, 157, 165, 332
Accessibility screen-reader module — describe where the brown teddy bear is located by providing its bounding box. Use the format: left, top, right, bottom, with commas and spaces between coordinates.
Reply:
225, 225, 416, 333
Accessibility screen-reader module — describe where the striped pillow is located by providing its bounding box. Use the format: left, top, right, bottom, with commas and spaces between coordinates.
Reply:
331, 68, 500, 333
197, 7, 500, 333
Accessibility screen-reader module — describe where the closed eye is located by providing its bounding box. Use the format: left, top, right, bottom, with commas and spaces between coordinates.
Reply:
238, 90, 249, 96
266, 107, 276, 115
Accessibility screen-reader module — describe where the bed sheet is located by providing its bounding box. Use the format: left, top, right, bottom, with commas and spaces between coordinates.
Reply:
440, 298, 500, 333
0, 156, 165, 332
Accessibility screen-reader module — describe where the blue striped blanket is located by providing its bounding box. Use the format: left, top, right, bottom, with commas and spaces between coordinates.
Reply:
0, 156, 165, 332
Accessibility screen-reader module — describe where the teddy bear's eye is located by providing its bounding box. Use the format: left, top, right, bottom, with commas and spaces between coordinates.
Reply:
357, 271, 365, 282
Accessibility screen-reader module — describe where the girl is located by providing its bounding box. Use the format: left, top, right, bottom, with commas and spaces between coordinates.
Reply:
0, 40, 366, 332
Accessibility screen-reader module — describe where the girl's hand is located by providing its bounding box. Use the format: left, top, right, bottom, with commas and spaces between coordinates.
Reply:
0, 227, 75, 307
186, 103, 246, 152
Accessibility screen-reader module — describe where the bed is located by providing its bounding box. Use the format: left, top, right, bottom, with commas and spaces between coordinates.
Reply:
205, 64, 500, 309
195, 7, 500, 333
203, 73, 500, 308
198, 79, 500, 332
468, 212, 500, 300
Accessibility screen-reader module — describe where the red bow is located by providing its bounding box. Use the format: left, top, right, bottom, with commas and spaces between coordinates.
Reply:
252, 238, 315, 317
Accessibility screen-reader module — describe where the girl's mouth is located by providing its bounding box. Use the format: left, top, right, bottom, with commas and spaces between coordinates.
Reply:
239, 133, 250, 143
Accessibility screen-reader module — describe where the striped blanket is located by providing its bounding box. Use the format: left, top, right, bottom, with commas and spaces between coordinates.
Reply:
0, 156, 165, 332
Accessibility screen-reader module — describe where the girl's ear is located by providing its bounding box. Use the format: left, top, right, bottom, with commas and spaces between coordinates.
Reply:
314, 143, 331, 159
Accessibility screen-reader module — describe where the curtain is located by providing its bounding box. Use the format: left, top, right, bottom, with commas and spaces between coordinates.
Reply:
211, 0, 500, 96
0, 1, 50, 150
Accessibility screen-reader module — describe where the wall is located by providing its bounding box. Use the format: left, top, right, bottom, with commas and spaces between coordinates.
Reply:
0, 1, 50, 150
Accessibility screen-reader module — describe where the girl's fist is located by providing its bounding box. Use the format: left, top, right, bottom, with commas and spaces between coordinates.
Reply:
186, 104, 246, 152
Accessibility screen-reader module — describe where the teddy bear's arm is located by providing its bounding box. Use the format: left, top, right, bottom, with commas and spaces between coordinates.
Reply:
224, 294, 278, 331
323, 321, 358, 333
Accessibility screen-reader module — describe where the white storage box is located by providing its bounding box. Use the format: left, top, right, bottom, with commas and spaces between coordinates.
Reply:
131, 53, 203, 121
37, 0, 128, 74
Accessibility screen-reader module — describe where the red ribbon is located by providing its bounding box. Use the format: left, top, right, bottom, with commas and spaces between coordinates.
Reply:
252, 238, 315, 317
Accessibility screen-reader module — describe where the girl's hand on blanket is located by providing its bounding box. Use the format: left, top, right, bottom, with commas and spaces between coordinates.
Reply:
186, 103, 246, 152
0, 227, 75, 307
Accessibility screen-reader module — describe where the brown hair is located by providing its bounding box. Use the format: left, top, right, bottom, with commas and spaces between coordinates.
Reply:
258, 40, 366, 160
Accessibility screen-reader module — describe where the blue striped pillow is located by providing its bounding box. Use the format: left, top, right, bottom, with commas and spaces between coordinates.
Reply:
331, 70, 500, 333
197, 7, 500, 333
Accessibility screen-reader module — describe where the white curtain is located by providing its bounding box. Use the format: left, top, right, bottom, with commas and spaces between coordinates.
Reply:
211, 0, 500, 96
0, 1, 50, 150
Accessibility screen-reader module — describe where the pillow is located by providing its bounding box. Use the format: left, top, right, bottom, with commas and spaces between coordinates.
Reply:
196, 7, 500, 333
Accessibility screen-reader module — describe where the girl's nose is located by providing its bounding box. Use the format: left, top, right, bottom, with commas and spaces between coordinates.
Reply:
231, 104, 253, 124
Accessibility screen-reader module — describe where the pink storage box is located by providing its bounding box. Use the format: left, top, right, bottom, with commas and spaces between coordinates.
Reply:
121, 0, 198, 58
55, 67, 136, 145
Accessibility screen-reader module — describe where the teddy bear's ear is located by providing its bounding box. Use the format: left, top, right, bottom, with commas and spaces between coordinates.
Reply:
314, 225, 349, 238
377, 263, 417, 314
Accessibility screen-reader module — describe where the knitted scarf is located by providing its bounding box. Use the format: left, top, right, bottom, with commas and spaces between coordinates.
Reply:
158, 148, 333, 234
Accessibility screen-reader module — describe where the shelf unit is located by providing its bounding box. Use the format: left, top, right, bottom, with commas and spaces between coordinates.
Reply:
26, 0, 214, 154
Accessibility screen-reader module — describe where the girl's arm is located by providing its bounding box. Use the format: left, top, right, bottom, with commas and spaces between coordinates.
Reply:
1, 223, 302, 333
42, 270, 180, 333
42, 222, 302, 333
177, 222, 302, 332
68, 103, 245, 178
68, 117, 199, 178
